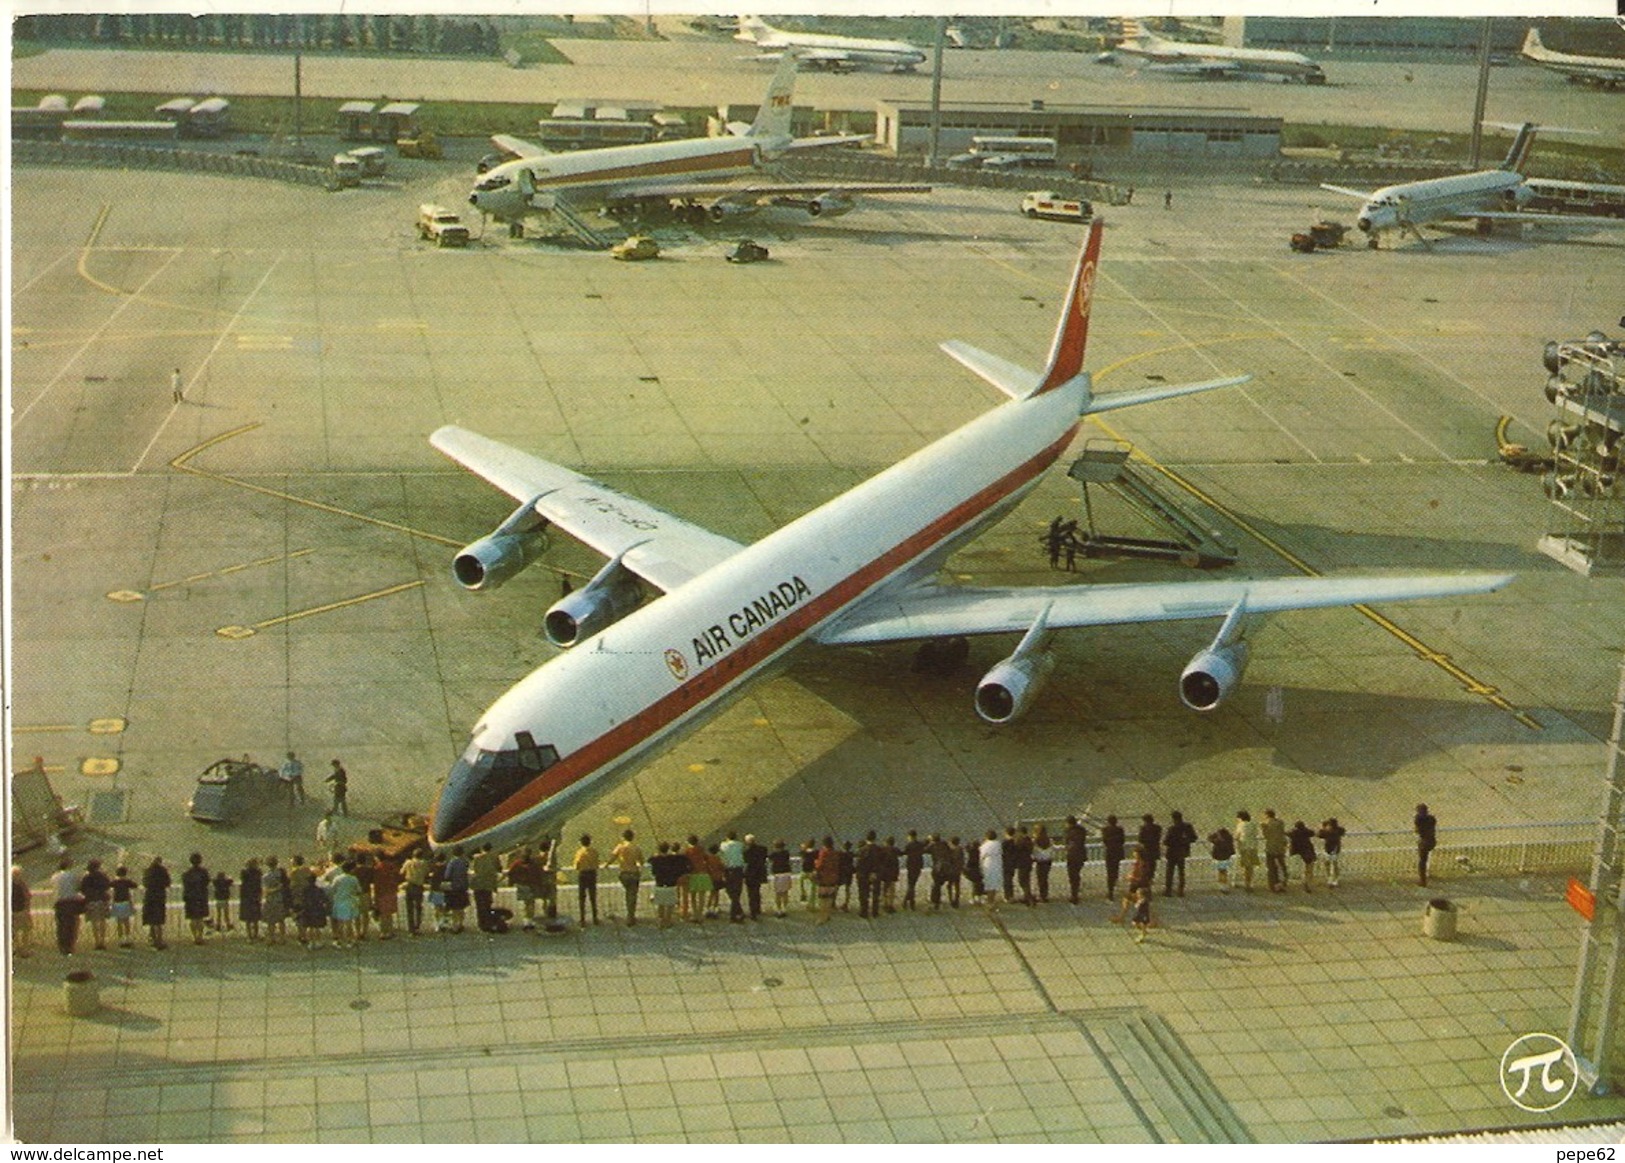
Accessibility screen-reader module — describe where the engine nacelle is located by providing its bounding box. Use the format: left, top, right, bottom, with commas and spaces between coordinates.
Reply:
807, 192, 854, 219
1179, 642, 1251, 712
452, 529, 547, 592
543, 558, 643, 648
706, 201, 759, 223
974, 652, 1055, 725
1502, 184, 1533, 209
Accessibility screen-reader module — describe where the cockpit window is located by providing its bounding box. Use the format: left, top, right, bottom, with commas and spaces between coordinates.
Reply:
442, 735, 561, 835
477, 175, 511, 191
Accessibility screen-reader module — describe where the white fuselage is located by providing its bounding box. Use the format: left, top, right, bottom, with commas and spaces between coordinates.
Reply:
469, 136, 768, 222
1120, 35, 1324, 81
1356, 169, 1524, 235
740, 23, 925, 70
433, 375, 1088, 850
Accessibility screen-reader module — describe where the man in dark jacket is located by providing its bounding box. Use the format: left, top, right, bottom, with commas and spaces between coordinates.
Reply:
1064, 816, 1089, 905
1138, 814, 1163, 884
1101, 815, 1126, 900
902, 831, 928, 910
1415, 804, 1437, 886
743, 834, 769, 920
1163, 811, 1198, 897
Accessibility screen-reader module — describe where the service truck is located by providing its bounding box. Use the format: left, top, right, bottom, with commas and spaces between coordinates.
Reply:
418, 203, 470, 247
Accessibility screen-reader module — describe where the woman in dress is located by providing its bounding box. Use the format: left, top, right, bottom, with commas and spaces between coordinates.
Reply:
260, 855, 289, 945
239, 857, 263, 942
109, 865, 138, 948
328, 861, 362, 947
141, 855, 171, 949
180, 853, 211, 944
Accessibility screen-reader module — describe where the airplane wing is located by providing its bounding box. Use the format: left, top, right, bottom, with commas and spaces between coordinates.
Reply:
1459, 210, 1625, 228
815, 573, 1511, 646
606, 179, 929, 205
1321, 183, 1375, 201
489, 133, 547, 161
431, 426, 744, 593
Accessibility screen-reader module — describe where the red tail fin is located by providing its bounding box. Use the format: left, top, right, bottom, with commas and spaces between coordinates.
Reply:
1034, 218, 1103, 396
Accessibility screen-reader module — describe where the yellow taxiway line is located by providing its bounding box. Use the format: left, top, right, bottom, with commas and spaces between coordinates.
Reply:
216, 580, 426, 639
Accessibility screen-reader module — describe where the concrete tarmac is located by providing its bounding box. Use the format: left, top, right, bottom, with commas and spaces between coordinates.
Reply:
9, 40, 1625, 1145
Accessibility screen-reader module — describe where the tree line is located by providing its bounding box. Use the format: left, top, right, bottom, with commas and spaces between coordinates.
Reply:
14, 14, 502, 57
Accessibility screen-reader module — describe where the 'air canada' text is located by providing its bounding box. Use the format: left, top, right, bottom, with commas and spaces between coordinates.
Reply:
691, 576, 812, 665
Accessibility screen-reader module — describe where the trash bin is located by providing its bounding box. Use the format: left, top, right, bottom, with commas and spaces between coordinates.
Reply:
1422, 897, 1457, 941
62, 969, 100, 1016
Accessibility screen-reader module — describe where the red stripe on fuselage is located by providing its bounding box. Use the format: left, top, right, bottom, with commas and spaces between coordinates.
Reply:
445, 424, 1079, 842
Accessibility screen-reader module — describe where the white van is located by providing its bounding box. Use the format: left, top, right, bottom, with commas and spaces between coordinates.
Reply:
1020, 191, 1092, 222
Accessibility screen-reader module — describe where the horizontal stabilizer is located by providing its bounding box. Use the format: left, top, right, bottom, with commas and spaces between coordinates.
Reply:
939, 340, 1038, 401
1082, 374, 1250, 415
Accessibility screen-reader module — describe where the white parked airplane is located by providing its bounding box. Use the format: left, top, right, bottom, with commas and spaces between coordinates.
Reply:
1098, 18, 1325, 84
1521, 27, 1625, 88
735, 15, 926, 73
469, 54, 926, 231
1322, 123, 1625, 248
426, 220, 1511, 851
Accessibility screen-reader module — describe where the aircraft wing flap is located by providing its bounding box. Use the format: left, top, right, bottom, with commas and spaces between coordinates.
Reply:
815, 573, 1512, 645
430, 425, 744, 592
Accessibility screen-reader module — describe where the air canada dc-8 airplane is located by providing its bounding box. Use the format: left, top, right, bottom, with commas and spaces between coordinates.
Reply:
427, 221, 1512, 851
469, 53, 927, 230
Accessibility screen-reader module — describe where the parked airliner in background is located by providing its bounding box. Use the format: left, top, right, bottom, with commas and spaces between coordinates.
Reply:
1322, 123, 1625, 248
468, 54, 927, 231
426, 220, 1511, 851
1097, 17, 1325, 83
1521, 27, 1625, 88
735, 15, 926, 73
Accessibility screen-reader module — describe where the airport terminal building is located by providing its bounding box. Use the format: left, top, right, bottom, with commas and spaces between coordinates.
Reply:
873, 100, 1283, 161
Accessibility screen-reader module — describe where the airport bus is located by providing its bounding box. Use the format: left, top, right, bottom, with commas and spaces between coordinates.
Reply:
1526, 178, 1625, 220
947, 135, 1060, 171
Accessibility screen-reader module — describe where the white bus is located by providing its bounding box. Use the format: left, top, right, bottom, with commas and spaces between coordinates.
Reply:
948, 135, 1059, 171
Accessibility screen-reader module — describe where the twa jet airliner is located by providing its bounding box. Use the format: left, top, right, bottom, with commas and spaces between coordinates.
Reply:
428, 222, 1510, 850
469, 53, 927, 231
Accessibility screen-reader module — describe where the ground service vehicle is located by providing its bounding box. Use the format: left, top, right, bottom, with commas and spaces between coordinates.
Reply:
611, 235, 660, 261
1021, 191, 1092, 222
726, 239, 770, 263
397, 128, 442, 159
418, 204, 470, 247
187, 758, 282, 824
1289, 221, 1349, 252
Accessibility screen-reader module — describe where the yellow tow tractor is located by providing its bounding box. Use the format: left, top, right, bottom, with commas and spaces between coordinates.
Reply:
396, 128, 442, 160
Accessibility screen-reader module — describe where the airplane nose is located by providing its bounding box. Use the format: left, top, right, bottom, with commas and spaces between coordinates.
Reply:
430, 756, 482, 844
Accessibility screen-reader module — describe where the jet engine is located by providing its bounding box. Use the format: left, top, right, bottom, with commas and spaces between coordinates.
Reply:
1179, 641, 1251, 711
543, 555, 643, 648
452, 498, 549, 592
1178, 599, 1251, 712
972, 604, 1055, 725
974, 652, 1055, 725
807, 192, 855, 219
706, 202, 759, 223
1502, 184, 1533, 209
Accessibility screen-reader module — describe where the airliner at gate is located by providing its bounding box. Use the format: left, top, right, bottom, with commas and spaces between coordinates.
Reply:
427, 221, 1511, 850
